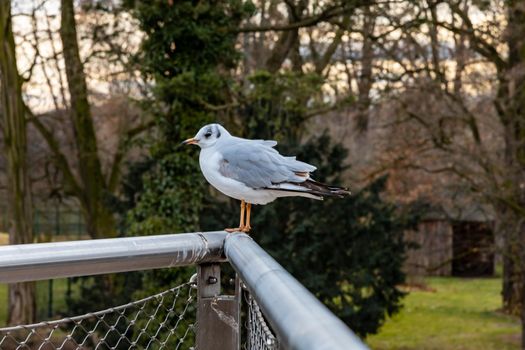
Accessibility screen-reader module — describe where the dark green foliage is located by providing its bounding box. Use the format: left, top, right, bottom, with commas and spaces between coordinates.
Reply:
123, 0, 253, 237
125, 0, 253, 76
119, 2, 254, 305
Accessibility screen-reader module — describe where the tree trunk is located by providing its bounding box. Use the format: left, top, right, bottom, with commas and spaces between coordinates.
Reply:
265, 29, 299, 73
498, 2, 525, 347
0, 0, 36, 325
264, 1, 305, 73
83, 204, 116, 239
497, 204, 524, 316
60, 0, 116, 238
522, 268, 525, 349
355, 8, 375, 132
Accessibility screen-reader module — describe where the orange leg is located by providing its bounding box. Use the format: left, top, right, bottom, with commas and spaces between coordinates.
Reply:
241, 203, 252, 233
225, 200, 245, 233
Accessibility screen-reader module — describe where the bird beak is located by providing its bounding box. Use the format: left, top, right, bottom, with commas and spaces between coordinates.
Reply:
181, 137, 199, 146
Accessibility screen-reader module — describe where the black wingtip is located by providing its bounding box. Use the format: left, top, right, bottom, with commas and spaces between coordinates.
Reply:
299, 179, 351, 198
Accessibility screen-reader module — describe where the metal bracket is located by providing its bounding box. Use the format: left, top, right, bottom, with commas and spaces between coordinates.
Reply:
196, 263, 240, 350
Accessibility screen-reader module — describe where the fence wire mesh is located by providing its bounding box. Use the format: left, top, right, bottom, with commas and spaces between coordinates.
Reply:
0, 282, 196, 350
243, 292, 278, 350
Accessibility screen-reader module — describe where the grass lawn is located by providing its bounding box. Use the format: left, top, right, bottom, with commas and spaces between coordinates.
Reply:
367, 277, 521, 350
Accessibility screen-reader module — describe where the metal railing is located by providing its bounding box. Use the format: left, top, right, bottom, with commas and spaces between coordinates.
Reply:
0, 231, 369, 350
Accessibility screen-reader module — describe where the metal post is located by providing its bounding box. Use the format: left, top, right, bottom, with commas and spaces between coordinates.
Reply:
47, 279, 53, 318
196, 263, 240, 350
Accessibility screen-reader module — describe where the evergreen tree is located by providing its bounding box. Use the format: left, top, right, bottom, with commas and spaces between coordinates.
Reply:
124, 0, 253, 237
119, 0, 255, 305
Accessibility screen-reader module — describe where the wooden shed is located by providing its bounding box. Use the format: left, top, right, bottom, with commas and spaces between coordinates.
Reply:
404, 206, 495, 277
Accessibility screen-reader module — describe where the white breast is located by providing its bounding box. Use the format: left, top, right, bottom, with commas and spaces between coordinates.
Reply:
199, 148, 278, 205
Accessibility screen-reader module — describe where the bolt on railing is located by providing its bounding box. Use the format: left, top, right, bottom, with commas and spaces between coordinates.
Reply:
0, 231, 369, 350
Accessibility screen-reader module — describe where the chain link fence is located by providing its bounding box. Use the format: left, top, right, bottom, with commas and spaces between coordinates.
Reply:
0, 205, 87, 240
0, 280, 282, 350
243, 293, 278, 350
0, 282, 196, 350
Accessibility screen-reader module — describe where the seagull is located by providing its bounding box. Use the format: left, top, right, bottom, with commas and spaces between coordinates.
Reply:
182, 123, 350, 232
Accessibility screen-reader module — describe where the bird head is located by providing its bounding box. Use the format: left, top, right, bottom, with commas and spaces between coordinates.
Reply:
182, 123, 229, 149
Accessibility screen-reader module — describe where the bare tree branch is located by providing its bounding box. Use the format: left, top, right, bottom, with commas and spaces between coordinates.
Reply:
237, 6, 351, 33
26, 108, 82, 196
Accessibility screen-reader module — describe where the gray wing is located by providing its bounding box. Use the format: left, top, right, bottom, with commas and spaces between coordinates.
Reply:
218, 141, 316, 189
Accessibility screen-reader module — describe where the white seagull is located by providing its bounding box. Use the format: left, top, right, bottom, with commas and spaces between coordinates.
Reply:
182, 123, 350, 232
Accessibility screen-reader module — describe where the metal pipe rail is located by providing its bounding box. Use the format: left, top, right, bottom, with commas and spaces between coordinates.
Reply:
0, 230, 370, 350
225, 233, 368, 350
0, 231, 227, 283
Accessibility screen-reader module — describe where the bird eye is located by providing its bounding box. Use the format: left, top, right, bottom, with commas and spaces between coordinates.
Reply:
204, 131, 212, 138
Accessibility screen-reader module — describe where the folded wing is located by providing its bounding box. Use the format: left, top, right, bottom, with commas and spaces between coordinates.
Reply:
218, 141, 316, 189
